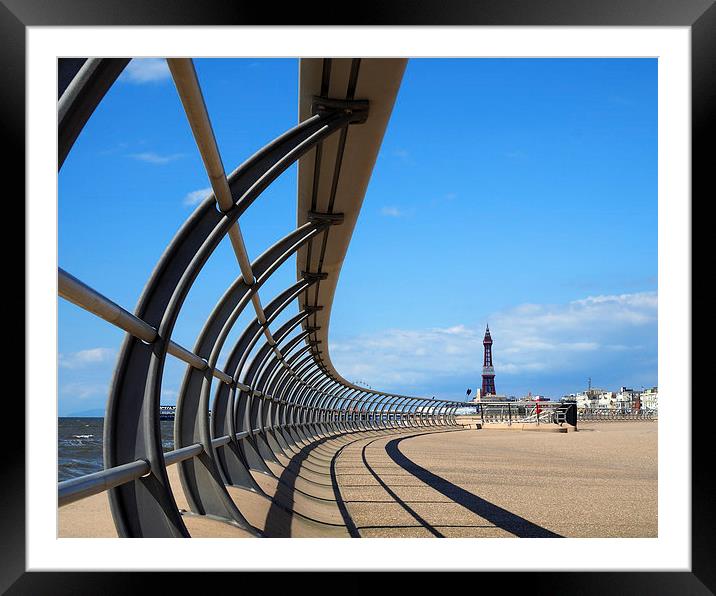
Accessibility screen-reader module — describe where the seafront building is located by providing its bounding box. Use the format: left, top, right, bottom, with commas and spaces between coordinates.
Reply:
641, 386, 659, 410
568, 386, 658, 413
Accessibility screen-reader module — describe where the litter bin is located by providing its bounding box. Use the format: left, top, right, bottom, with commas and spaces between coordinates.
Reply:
556, 401, 577, 427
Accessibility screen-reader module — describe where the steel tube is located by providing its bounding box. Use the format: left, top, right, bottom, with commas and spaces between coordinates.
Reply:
60, 268, 236, 386
59, 267, 156, 343
163, 443, 204, 467
58, 459, 150, 508
58, 430, 257, 508
167, 58, 256, 286
58, 58, 130, 168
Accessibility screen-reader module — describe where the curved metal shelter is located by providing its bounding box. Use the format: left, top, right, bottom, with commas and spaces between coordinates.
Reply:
57, 57, 466, 537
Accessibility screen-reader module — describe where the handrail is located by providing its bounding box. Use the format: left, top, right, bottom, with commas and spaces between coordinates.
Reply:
59, 431, 255, 507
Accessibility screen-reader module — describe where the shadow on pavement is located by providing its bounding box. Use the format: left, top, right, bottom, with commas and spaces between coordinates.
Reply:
384, 434, 563, 538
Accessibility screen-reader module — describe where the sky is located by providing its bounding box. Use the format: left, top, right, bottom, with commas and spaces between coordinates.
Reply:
58, 58, 657, 416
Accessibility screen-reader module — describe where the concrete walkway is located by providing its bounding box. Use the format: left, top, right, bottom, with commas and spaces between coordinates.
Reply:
334, 421, 657, 538
59, 422, 657, 538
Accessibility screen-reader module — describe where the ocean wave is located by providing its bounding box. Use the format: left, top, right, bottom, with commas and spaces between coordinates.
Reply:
59, 418, 175, 479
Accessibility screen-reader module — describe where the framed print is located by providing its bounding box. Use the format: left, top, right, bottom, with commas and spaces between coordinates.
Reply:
5, 0, 712, 592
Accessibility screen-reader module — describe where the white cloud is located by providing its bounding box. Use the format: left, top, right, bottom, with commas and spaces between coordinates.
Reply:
59, 348, 115, 369
444, 324, 468, 335
329, 291, 657, 390
380, 206, 404, 217
183, 187, 212, 206
130, 152, 184, 165
121, 58, 171, 84
573, 292, 658, 309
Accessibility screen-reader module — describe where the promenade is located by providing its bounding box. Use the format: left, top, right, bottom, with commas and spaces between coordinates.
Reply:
59, 421, 657, 538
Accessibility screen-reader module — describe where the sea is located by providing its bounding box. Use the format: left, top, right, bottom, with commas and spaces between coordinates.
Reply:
58, 418, 175, 482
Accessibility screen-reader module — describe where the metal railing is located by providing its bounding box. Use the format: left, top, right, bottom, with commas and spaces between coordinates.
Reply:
577, 408, 657, 421
460, 401, 576, 425
57, 58, 464, 537
457, 402, 656, 427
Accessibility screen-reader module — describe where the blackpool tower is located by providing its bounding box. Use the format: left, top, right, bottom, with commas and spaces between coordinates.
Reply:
481, 325, 496, 396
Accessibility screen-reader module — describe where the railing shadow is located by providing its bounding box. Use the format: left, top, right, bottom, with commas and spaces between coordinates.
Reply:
262, 435, 332, 537
359, 437, 444, 537
384, 434, 563, 538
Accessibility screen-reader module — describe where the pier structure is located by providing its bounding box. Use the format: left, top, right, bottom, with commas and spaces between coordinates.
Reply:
57, 58, 468, 537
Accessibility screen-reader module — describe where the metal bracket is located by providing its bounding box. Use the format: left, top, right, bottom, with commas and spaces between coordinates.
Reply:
304, 305, 324, 313
302, 271, 328, 282
312, 96, 369, 124
308, 211, 344, 225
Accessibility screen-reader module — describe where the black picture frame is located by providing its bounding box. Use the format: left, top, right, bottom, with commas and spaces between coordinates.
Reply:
5, 0, 710, 592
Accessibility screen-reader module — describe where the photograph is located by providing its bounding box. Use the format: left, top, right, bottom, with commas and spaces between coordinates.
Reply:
57, 56, 659, 540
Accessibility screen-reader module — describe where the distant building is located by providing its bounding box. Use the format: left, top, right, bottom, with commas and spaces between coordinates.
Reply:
523, 391, 550, 402
572, 385, 658, 412
470, 388, 509, 402
597, 391, 617, 409
615, 387, 641, 411
641, 386, 658, 411
518, 383, 658, 411
575, 388, 606, 409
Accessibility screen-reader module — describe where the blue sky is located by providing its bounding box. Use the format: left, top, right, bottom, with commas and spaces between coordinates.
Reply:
58, 58, 657, 415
